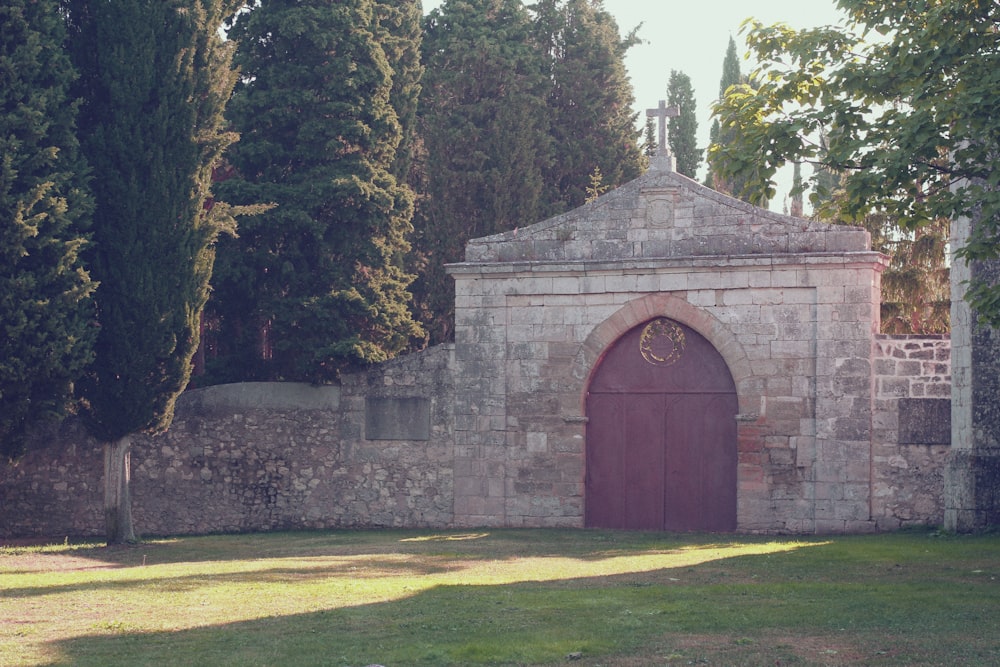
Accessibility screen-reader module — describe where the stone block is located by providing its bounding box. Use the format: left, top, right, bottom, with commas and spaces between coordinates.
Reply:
898, 398, 951, 444
879, 377, 912, 397
770, 340, 813, 358
748, 270, 772, 288
364, 397, 431, 441
769, 269, 807, 288
687, 271, 723, 289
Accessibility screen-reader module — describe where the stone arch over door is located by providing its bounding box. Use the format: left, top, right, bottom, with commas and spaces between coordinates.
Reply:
585, 316, 739, 530
572, 293, 754, 414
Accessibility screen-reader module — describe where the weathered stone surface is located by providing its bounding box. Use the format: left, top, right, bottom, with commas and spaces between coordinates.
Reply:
449, 163, 889, 534
1, 160, 957, 538
946, 220, 1000, 530
180, 382, 341, 413
898, 398, 951, 444
1, 347, 456, 538
464, 170, 870, 266
365, 397, 431, 441
871, 336, 952, 530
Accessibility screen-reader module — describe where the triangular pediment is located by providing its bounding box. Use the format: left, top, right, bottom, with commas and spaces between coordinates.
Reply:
461, 163, 870, 265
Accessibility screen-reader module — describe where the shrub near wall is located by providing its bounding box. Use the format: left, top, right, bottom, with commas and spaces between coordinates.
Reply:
0, 346, 456, 538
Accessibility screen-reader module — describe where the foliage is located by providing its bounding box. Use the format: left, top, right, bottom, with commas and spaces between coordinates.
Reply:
376, 0, 424, 182
712, 0, 1000, 322
584, 165, 608, 203
207, 0, 424, 383
410, 0, 642, 344
877, 216, 951, 334
534, 0, 644, 211
410, 0, 551, 343
666, 69, 701, 179
705, 35, 756, 200
0, 0, 95, 459
814, 160, 950, 334
642, 115, 657, 157
789, 161, 804, 217
65, 0, 240, 441
6, 529, 1000, 666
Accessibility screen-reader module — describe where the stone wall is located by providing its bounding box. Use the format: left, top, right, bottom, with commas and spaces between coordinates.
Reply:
945, 202, 1000, 530
0, 333, 956, 539
0, 159, 962, 539
872, 335, 951, 529
449, 167, 888, 533
449, 258, 890, 533
0, 346, 455, 538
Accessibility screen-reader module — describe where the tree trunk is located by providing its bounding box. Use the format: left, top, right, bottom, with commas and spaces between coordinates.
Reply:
104, 435, 136, 544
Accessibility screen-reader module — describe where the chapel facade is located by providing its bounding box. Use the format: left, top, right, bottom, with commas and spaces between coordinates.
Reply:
446, 152, 891, 532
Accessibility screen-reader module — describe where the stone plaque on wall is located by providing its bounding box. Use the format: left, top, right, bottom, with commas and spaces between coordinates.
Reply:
899, 398, 951, 445
365, 397, 431, 441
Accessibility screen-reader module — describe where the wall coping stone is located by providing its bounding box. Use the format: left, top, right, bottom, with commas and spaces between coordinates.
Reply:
178, 382, 341, 412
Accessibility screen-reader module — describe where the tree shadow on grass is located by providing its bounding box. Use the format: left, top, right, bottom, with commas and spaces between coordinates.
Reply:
36, 551, 1000, 667
4, 529, 837, 602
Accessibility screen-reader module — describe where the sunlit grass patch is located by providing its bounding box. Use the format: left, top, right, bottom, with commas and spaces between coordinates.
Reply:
3, 529, 999, 666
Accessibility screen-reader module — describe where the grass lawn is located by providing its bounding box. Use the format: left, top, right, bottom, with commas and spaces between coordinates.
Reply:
2, 528, 999, 666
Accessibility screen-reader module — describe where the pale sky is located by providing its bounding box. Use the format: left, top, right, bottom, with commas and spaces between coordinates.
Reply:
421, 0, 848, 210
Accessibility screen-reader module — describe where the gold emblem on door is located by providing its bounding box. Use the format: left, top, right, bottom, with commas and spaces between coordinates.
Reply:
639, 318, 686, 366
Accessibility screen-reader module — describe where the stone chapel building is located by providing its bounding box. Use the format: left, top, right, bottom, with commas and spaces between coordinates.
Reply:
0, 140, 958, 538
446, 150, 889, 533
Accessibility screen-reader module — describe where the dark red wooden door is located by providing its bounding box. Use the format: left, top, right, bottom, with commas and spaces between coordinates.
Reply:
585, 318, 737, 531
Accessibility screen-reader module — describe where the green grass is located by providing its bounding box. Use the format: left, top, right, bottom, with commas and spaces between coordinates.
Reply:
2, 528, 999, 666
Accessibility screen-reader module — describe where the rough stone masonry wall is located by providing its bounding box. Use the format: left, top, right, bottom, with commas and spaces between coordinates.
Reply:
945, 218, 1000, 531
448, 256, 886, 533
449, 169, 887, 534
872, 335, 951, 529
0, 333, 955, 538
0, 346, 456, 539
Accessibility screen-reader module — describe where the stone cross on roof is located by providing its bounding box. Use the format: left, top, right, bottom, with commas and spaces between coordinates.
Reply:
646, 100, 680, 156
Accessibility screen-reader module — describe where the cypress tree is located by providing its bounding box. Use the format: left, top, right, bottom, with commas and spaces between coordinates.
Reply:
535, 0, 644, 210
705, 36, 757, 201
208, 0, 423, 382
789, 161, 804, 217
666, 69, 701, 179
643, 116, 657, 158
0, 0, 95, 459
411, 0, 550, 343
718, 35, 743, 98
66, 0, 241, 543
376, 0, 424, 182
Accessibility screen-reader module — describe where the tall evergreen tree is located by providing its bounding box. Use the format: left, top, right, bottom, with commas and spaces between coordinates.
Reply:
705, 36, 759, 202
66, 0, 241, 543
874, 215, 951, 334
704, 37, 740, 186
411, 0, 644, 343
0, 0, 95, 459
534, 0, 644, 211
666, 69, 700, 179
411, 0, 550, 343
208, 0, 423, 383
789, 161, 804, 217
376, 0, 424, 182
643, 116, 657, 158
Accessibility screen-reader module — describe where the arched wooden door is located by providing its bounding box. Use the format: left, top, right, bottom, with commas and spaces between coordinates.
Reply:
585, 317, 738, 531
